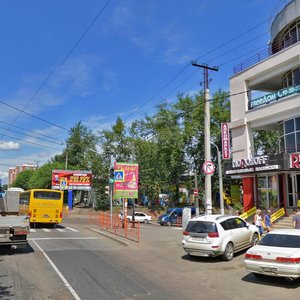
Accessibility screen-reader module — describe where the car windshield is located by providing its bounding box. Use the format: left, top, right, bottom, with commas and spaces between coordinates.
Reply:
259, 234, 300, 248
186, 221, 217, 233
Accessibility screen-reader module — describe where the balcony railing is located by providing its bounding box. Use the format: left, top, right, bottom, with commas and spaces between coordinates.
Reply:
233, 31, 300, 75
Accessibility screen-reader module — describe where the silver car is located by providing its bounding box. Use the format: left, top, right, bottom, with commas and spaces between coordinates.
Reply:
182, 214, 259, 261
244, 229, 300, 281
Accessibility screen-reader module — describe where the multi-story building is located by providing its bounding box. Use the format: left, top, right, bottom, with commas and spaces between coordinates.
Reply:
8, 164, 36, 186
227, 0, 300, 212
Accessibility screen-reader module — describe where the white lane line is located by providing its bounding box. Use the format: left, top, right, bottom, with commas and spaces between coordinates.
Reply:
66, 227, 79, 232
42, 229, 51, 232
30, 229, 37, 233
56, 228, 66, 232
28, 237, 102, 241
31, 239, 81, 300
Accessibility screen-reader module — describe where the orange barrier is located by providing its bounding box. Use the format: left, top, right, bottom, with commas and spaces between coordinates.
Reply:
88, 211, 140, 243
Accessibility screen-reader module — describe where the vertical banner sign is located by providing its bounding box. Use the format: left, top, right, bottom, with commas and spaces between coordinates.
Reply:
114, 162, 139, 199
221, 123, 230, 160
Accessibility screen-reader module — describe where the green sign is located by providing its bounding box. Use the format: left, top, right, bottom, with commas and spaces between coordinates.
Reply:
249, 84, 300, 110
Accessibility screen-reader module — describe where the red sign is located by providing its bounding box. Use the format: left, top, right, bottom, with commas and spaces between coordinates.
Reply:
52, 170, 92, 191
114, 163, 139, 198
193, 189, 199, 196
290, 153, 300, 168
202, 161, 215, 175
221, 123, 230, 160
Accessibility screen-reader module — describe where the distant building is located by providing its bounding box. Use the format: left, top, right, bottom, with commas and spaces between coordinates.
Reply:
227, 0, 300, 212
8, 164, 36, 186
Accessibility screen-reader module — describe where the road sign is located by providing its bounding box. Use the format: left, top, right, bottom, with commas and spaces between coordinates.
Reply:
202, 161, 215, 175
114, 170, 124, 182
109, 178, 114, 184
193, 189, 198, 196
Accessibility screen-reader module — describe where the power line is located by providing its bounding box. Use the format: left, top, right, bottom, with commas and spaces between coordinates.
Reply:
0, 120, 60, 141
0, 0, 112, 138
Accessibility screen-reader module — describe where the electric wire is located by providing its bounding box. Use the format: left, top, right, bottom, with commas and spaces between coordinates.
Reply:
0, 0, 112, 138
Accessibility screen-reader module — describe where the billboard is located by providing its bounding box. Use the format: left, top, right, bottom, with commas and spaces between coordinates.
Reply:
221, 123, 231, 160
52, 170, 92, 191
113, 162, 138, 198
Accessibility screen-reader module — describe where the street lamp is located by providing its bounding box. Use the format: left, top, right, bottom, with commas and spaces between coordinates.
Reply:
210, 141, 224, 214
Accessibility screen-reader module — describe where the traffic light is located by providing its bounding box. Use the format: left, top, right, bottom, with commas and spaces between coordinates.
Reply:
109, 168, 114, 179
105, 185, 110, 194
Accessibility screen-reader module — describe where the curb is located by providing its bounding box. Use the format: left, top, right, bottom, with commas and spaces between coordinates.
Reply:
87, 227, 130, 246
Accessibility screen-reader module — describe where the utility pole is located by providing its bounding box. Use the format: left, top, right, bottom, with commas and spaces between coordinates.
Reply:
191, 61, 218, 215
194, 165, 199, 216
211, 142, 224, 214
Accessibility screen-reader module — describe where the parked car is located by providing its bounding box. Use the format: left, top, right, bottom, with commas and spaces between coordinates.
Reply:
182, 214, 259, 261
120, 212, 152, 224
244, 229, 300, 281
157, 207, 196, 226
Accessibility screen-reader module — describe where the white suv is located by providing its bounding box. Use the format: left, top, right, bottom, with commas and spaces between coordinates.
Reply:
182, 214, 259, 261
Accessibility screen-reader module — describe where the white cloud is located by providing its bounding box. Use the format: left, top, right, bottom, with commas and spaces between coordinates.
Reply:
0, 141, 20, 150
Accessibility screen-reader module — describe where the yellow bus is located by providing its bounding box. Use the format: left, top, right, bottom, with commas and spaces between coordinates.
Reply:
19, 189, 64, 227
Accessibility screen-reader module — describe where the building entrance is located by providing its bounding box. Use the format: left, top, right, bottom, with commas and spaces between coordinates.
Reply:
288, 173, 300, 208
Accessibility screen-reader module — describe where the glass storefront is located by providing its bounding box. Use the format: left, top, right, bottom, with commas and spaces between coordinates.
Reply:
257, 175, 279, 209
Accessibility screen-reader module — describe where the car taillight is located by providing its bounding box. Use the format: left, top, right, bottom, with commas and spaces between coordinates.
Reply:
275, 257, 300, 263
208, 232, 219, 238
28, 212, 31, 217
183, 231, 189, 236
245, 253, 262, 260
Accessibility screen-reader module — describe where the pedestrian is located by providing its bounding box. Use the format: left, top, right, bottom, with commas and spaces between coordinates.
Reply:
293, 208, 300, 229
253, 209, 263, 236
264, 209, 273, 232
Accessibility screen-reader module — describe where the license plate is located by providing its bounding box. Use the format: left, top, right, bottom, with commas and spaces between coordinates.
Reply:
260, 266, 278, 273
43, 214, 49, 218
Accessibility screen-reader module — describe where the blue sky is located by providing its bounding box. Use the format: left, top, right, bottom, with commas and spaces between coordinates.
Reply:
0, 0, 280, 183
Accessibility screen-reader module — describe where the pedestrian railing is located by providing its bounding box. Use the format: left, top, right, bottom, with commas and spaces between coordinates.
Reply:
88, 211, 140, 243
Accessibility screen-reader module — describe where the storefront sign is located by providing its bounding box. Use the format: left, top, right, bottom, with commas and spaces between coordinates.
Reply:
249, 84, 300, 110
52, 170, 92, 190
221, 123, 230, 159
290, 153, 300, 168
114, 162, 139, 199
225, 155, 281, 175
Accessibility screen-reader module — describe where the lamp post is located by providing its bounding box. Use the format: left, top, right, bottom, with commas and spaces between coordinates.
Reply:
210, 141, 224, 214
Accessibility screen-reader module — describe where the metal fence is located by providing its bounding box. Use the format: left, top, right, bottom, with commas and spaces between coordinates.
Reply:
88, 211, 140, 243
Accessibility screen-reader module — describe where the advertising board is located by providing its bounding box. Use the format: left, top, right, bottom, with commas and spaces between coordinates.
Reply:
52, 170, 92, 190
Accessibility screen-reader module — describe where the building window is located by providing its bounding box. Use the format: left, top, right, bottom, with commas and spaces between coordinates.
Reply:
282, 67, 300, 88
257, 175, 278, 209
279, 117, 300, 154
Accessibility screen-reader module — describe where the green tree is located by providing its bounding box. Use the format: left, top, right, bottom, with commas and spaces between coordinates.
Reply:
12, 169, 35, 190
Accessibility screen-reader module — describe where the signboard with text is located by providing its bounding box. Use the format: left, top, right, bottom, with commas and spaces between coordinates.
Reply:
52, 170, 92, 191
113, 162, 139, 199
221, 123, 230, 160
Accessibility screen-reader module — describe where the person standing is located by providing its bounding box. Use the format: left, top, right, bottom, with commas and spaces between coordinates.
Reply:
254, 209, 263, 236
264, 210, 273, 232
293, 209, 300, 229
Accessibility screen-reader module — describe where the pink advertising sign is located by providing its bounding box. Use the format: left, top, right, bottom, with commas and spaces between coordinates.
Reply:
113, 162, 139, 198
221, 123, 230, 160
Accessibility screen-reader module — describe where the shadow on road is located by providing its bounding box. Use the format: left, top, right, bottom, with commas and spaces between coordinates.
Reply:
0, 242, 34, 256
0, 275, 13, 299
242, 273, 300, 289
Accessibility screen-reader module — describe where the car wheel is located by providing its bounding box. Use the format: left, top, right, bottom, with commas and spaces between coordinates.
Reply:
143, 219, 149, 224
251, 233, 259, 246
167, 221, 172, 226
222, 243, 234, 261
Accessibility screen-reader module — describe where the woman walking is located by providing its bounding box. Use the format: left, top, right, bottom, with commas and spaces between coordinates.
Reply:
254, 209, 263, 236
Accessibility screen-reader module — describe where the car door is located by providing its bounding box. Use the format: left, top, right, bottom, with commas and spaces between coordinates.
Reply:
232, 217, 251, 250
134, 213, 143, 222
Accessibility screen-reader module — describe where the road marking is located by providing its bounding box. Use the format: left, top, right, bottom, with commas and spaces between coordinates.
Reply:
56, 228, 66, 232
31, 239, 81, 300
66, 227, 79, 232
42, 229, 51, 232
30, 229, 37, 233
28, 237, 102, 241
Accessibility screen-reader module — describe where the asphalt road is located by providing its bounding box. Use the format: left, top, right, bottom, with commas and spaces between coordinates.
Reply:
1, 217, 300, 300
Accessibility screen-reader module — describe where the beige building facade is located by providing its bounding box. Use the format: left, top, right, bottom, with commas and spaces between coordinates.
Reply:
227, 0, 300, 211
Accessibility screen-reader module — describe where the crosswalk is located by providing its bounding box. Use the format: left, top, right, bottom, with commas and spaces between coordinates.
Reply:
30, 226, 79, 233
